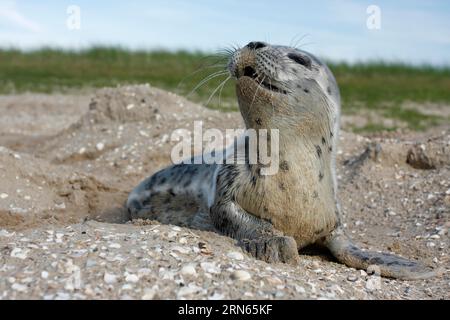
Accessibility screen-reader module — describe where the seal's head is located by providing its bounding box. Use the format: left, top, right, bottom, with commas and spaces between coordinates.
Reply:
228, 41, 340, 135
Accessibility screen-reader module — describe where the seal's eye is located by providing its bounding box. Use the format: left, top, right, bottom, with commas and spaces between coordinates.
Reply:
287, 53, 312, 69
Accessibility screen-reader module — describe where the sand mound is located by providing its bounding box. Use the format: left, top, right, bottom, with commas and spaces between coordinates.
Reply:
0, 85, 448, 299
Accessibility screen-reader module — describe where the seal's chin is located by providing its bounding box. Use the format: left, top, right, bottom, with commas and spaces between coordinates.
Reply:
240, 66, 288, 95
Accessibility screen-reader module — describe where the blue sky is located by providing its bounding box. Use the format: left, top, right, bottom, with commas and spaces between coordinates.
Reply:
0, 0, 449, 65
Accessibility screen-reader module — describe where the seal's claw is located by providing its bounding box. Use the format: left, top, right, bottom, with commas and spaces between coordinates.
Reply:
240, 236, 299, 264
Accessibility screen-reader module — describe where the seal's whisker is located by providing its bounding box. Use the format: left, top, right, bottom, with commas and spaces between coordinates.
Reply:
247, 75, 265, 119
205, 75, 231, 107
269, 78, 275, 114
291, 33, 310, 49
188, 70, 229, 97
295, 41, 315, 50
177, 64, 227, 91
217, 75, 230, 110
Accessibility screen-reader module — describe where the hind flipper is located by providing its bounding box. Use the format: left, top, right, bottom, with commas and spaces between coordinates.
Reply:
127, 163, 217, 229
324, 227, 443, 280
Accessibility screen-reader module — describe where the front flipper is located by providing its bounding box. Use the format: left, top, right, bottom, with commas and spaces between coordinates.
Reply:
241, 236, 299, 264
211, 197, 298, 263
324, 227, 443, 280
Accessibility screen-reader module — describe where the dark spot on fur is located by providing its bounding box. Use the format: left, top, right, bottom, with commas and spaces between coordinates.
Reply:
255, 118, 262, 126
328, 146, 332, 152
168, 189, 176, 197
280, 160, 289, 171
316, 145, 322, 158
303, 88, 309, 93
327, 86, 331, 95
251, 176, 257, 186
368, 257, 385, 265
314, 228, 323, 235
142, 198, 152, 207
128, 199, 142, 212
278, 182, 286, 191
312, 191, 318, 198
263, 206, 269, 212
160, 177, 167, 184
330, 132, 334, 138
321, 137, 326, 145
318, 171, 324, 181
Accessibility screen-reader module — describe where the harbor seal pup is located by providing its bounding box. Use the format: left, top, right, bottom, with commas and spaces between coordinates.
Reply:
127, 41, 441, 280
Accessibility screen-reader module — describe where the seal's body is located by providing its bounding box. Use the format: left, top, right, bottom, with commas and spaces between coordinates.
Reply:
127, 42, 440, 279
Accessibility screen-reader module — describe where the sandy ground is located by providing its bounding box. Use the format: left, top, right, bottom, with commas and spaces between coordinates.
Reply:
0, 85, 448, 300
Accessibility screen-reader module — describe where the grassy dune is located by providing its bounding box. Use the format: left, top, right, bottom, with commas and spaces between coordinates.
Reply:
1, 47, 449, 131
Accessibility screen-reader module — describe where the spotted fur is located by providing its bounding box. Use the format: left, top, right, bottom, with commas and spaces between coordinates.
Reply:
127, 42, 441, 279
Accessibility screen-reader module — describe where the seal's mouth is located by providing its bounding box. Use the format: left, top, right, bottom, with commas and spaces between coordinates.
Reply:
241, 66, 287, 95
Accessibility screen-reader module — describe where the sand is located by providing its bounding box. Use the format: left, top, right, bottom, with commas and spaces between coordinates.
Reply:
0, 85, 448, 299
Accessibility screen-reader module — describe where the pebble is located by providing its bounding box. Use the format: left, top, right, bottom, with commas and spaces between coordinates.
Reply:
109, 243, 121, 249
200, 262, 220, 274
96, 142, 105, 151
0, 229, 15, 237
0, 193, 8, 199
125, 274, 139, 283
41, 271, 49, 279
142, 287, 157, 300
121, 284, 133, 290
177, 284, 203, 298
231, 270, 251, 281
10, 248, 28, 260
85, 259, 97, 268
180, 265, 197, 276
227, 251, 244, 260
295, 285, 306, 294
208, 292, 225, 300
347, 275, 358, 282
266, 276, 283, 285
103, 273, 118, 284
11, 283, 27, 292
365, 277, 381, 292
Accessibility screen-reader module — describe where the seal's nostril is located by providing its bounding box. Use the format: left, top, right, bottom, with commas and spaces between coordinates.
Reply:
247, 41, 266, 50
243, 66, 257, 78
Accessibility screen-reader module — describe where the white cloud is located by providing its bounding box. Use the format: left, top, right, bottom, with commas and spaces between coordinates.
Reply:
0, 0, 42, 33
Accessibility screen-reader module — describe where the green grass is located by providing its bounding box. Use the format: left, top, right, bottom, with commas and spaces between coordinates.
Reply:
1, 47, 449, 131
331, 62, 450, 110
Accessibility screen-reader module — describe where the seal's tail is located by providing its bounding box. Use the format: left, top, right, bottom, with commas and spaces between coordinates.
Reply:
324, 228, 443, 280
